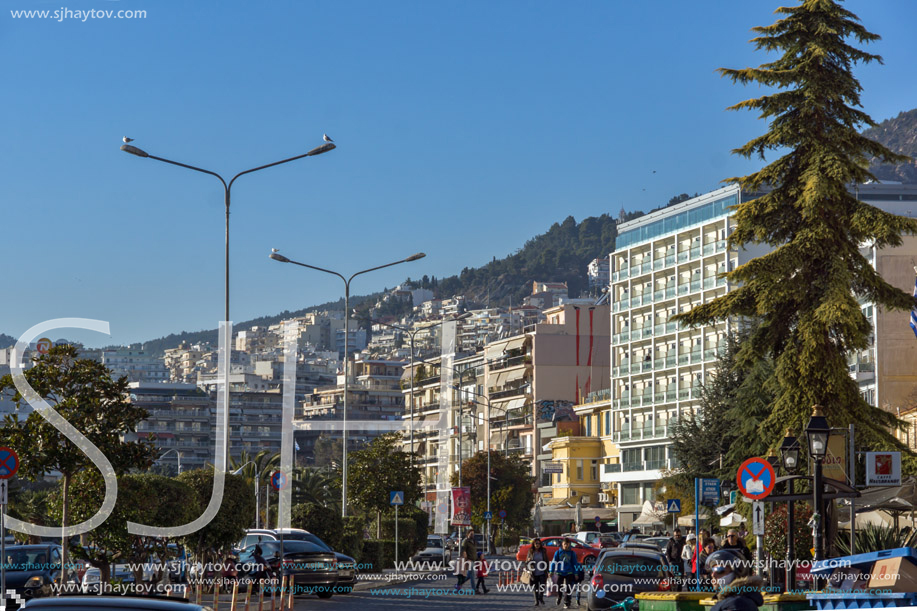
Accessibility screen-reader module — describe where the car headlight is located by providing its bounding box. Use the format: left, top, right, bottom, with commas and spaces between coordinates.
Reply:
25, 576, 44, 587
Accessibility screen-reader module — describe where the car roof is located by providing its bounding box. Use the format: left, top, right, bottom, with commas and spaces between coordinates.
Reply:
24, 596, 205, 610
598, 549, 665, 561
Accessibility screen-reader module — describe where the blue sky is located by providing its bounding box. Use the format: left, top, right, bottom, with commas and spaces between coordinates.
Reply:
2, 0, 915, 348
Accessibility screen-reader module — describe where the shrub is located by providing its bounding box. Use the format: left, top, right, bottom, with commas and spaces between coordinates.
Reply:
291, 502, 343, 550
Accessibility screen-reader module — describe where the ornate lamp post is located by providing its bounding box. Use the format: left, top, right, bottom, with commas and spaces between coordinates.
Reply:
779, 429, 800, 592
805, 406, 830, 565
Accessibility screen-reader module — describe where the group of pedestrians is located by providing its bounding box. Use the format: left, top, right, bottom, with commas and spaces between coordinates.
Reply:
525, 538, 584, 608
453, 528, 490, 594
666, 527, 754, 594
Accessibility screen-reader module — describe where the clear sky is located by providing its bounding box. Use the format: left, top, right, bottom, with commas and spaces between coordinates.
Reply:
2, 0, 915, 348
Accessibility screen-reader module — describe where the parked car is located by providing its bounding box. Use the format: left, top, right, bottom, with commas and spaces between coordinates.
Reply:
3, 544, 73, 606
23, 595, 211, 611
643, 537, 670, 551
618, 542, 666, 554
596, 535, 620, 549
515, 536, 600, 568
573, 531, 606, 547
237, 540, 339, 599
587, 548, 674, 609
81, 565, 136, 594
412, 535, 451, 566
235, 528, 356, 592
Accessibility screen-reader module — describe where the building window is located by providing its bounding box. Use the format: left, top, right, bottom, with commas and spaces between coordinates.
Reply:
621, 483, 640, 505
577, 460, 583, 481
591, 460, 598, 481
605, 412, 610, 435
585, 416, 592, 437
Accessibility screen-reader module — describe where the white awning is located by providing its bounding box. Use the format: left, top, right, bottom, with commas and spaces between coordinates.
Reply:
504, 336, 526, 352
485, 343, 505, 360
504, 397, 527, 411
489, 371, 509, 388
504, 368, 526, 383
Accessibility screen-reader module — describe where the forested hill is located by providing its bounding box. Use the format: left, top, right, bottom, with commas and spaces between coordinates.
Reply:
0, 334, 15, 350
434, 214, 619, 306
865, 108, 917, 183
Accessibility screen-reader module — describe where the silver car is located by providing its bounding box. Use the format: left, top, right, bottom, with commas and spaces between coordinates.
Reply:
412, 535, 452, 566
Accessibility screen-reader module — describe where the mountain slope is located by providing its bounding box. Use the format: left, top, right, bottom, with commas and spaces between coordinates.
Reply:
865, 109, 917, 183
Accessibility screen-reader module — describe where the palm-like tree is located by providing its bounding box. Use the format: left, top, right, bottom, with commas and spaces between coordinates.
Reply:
292, 467, 339, 512
229, 450, 280, 527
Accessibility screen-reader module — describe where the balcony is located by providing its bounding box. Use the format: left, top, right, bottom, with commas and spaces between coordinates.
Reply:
490, 354, 529, 371
665, 254, 675, 266
603, 463, 622, 474
490, 385, 528, 401
690, 246, 701, 258
678, 283, 689, 296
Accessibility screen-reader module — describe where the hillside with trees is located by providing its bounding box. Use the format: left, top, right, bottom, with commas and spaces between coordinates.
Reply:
865, 108, 917, 183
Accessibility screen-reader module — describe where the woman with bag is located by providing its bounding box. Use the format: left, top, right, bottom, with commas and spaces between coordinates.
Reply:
526, 538, 549, 606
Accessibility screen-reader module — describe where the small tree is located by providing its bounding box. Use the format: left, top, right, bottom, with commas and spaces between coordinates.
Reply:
451, 451, 534, 532
347, 432, 421, 518
0, 345, 157, 577
177, 468, 254, 563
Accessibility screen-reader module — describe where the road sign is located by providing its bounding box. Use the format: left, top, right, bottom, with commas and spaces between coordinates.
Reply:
484, 511, 493, 520
543, 462, 563, 474
736, 457, 776, 500
699, 478, 720, 504
0, 448, 19, 480
752, 501, 765, 536
498, 509, 507, 519
437, 502, 448, 514
0, 480, 7, 505
730, 490, 737, 505
667, 499, 682, 513
270, 471, 287, 490
35, 338, 52, 355
390, 491, 404, 506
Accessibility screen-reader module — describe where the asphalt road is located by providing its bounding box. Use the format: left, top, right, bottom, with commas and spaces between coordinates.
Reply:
294, 575, 569, 610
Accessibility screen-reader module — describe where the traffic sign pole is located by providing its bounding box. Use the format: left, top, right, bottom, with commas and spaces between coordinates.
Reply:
395, 503, 399, 568
0, 447, 19, 610
694, 478, 699, 592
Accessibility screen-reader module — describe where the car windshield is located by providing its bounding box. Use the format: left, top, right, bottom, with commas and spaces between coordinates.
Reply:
239, 540, 320, 560
5, 549, 52, 571
598, 555, 663, 578
426, 539, 443, 548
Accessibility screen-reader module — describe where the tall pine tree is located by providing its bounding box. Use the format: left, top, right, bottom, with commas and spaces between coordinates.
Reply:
675, 1, 917, 457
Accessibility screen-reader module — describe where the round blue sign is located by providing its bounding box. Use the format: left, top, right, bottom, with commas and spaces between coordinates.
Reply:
271, 471, 288, 490
0, 447, 19, 480
498, 509, 507, 519
736, 458, 775, 500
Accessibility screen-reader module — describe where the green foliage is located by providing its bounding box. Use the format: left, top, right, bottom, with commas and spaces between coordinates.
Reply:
764, 502, 813, 562
291, 502, 343, 550
361, 540, 413, 570
293, 467, 339, 511
177, 468, 255, 561
313, 435, 343, 470
380, 506, 428, 554
836, 522, 917, 556
450, 451, 534, 530
51, 471, 199, 583
346, 432, 421, 516
674, 1, 917, 465
340, 516, 367, 563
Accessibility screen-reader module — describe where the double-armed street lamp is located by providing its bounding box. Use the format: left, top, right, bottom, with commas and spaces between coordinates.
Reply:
122, 138, 336, 468
269, 250, 426, 517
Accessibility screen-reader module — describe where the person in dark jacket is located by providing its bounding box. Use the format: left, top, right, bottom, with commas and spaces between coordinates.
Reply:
720, 529, 752, 562
706, 549, 763, 611
664, 528, 686, 588
550, 539, 581, 609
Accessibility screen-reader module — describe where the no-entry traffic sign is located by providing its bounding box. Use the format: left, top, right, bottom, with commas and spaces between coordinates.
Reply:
736, 457, 776, 500
0, 448, 19, 480
271, 471, 288, 490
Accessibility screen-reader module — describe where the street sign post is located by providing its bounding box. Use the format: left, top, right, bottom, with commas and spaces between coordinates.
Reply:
595, 515, 601, 529
0, 446, 19, 609
667, 499, 682, 513
391, 491, 404, 566
752, 501, 765, 536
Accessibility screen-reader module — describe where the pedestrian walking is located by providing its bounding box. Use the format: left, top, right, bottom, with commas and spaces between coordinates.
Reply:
665, 528, 686, 589
682, 533, 697, 589
527, 538, 549, 606
721, 529, 752, 562
699, 538, 718, 591
453, 528, 478, 593
475, 550, 490, 594
550, 539, 581, 609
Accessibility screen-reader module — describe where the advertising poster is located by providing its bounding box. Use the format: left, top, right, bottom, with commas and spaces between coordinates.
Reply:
866, 452, 901, 486
451, 486, 471, 526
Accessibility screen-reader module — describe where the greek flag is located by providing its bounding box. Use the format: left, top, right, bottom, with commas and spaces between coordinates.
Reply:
911, 274, 917, 339
294, 440, 301, 451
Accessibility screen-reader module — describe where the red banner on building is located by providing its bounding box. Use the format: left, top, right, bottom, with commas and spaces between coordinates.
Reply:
451, 486, 471, 526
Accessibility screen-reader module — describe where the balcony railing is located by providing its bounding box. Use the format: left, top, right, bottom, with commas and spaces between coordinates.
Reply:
603, 463, 622, 473
490, 354, 529, 371
490, 385, 528, 400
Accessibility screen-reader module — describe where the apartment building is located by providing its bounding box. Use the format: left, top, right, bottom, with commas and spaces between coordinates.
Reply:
163, 343, 209, 383
102, 349, 170, 383
295, 358, 406, 462
131, 382, 214, 472
602, 182, 917, 530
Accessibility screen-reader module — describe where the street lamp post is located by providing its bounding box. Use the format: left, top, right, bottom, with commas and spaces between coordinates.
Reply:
780, 429, 800, 592
122, 139, 335, 469
231, 461, 261, 530
805, 406, 830, 569
374, 313, 470, 468
269, 251, 425, 517
158, 448, 182, 475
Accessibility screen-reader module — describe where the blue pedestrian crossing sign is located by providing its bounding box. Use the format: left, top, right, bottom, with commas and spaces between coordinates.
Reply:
390, 491, 404, 506
484, 511, 493, 520
666, 499, 681, 513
